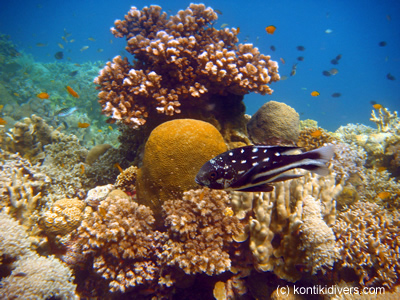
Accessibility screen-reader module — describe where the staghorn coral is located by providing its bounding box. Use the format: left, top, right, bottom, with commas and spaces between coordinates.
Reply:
74, 189, 167, 293
247, 100, 300, 144
42, 198, 87, 236
232, 170, 342, 282
0, 210, 77, 299
136, 119, 227, 224
94, 4, 279, 128
297, 127, 335, 151
370, 107, 398, 133
160, 188, 244, 276
333, 201, 400, 288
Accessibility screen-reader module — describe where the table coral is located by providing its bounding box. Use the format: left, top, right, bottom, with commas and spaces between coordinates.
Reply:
333, 201, 400, 288
161, 188, 244, 276
94, 4, 279, 128
42, 198, 86, 236
136, 119, 227, 223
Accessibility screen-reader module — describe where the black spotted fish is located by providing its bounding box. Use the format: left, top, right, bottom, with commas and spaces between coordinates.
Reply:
195, 145, 334, 192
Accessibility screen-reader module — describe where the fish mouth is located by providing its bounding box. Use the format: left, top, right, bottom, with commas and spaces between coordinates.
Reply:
194, 177, 203, 186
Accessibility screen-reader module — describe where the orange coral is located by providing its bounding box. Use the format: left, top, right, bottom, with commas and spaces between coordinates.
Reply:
136, 119, 227, 223
94, 4, 279, 128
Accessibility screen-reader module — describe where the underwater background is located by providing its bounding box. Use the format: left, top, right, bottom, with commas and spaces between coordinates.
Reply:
0, 0, 399, 130
1, 0, 400, 299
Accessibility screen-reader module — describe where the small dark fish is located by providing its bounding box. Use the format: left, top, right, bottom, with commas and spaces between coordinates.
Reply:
336, 54, 342, 60
270, 45, 276, 51
322, 70, 331, 77
296, 46, 305, 51
297, 56, 304, 61
370, 100, 377, 105
214, 9, 222, 15
330, 59, 338, 65
378, 41, 387, 47
13, 272, 27, 277
69, 70, 78, 76
331, 92, 341, 98
386, 73, 396, 80
195, 145, 334, 192
54, 51, 63, 60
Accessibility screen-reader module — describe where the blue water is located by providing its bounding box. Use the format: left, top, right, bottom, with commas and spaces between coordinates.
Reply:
1, 0, 399, 131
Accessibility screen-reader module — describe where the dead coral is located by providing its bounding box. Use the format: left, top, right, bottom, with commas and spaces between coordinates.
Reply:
161, 188, 244, 276
333, 201, 400, 288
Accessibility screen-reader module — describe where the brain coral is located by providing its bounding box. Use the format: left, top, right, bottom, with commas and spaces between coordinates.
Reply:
136, 119, 227, 223
247, 100, 299, 144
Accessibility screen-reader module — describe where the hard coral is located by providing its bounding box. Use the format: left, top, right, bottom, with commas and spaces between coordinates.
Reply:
42, 198, 86, 236
75, 190, 167, 293
94, 4, 279, 128
136, 119, 227, 223
333, 201, 400, 288
161, 188, 244, 276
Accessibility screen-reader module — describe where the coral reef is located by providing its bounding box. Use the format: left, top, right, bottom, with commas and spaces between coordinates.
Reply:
74, 189, 167, 293
42, 198, 87, 236
136, 119, 227, 223
370, 107, 398, 133
297, 127, 335, 151
0, 210, 77, 299
94, 4, 279, 128
161, 188, 244, 275
333, 201, 400, 288
115, 165, 138, 193
0, 150, 50, 248
85, 144, 113, 165
232, 170, 342, 282
247, 100, 300, 144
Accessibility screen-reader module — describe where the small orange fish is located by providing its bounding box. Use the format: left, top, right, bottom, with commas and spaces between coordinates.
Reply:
377, 166, 387, 172
13, 93, 20, 97
78, 122, 90, 128
373, 103, 383, 110
114, 163, 123, 173
0, 117, 7, 125
66, 86, 79, 98
310, 130, 322, 137
236, 27, 240, 34
265, 25, 276, 34
98, 129, 103, 132
377, 191, 391, 200
81, 164, 85, 174
108, 126, 113, 131
280, 57, 286, 64
311, 91, 320, 97
37, 92, 50, 99
0, 104, 3, 111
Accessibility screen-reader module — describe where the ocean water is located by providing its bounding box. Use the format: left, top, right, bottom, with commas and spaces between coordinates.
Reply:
0, 0, 399, 131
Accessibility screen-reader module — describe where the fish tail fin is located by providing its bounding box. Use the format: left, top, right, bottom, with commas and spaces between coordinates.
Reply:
300, 145, 335, 176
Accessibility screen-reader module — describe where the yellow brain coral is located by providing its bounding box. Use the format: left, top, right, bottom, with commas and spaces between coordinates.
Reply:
42, 198, 86, 236
136, 119, 227, 222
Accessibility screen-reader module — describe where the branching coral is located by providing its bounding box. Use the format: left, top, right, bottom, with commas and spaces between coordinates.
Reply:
94, 4, 279, 128
370, 107, 398, 133
74, 189, 167, 293
160, 188, 244, 276
333, 201, 400, 288
297, 127, 335, 151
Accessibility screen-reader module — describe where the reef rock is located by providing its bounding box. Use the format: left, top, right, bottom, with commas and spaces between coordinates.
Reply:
247, 101, 299, 144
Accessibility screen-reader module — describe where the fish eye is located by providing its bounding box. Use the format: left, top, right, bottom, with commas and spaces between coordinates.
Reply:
209, 171, 218, 180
